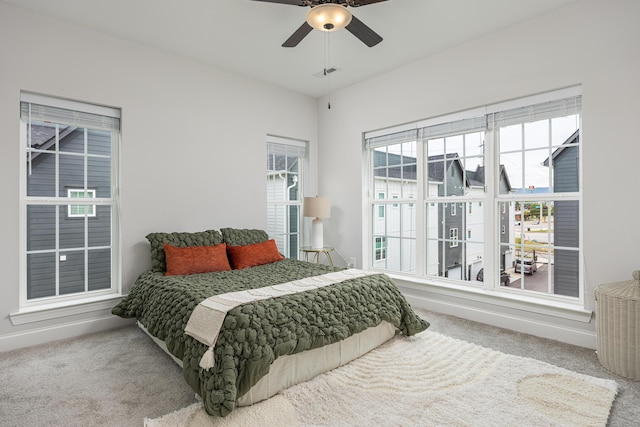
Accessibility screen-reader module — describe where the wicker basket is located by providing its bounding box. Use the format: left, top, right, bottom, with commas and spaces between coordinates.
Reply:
595, 270, 640, 380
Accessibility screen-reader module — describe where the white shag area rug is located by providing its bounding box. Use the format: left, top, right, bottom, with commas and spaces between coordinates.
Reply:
145, 331, 618, 427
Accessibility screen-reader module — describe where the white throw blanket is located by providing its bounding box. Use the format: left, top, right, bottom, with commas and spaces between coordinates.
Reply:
184, 268, 376, 369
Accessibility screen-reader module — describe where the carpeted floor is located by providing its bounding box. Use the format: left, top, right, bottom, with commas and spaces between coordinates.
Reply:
0, 309, 638, 426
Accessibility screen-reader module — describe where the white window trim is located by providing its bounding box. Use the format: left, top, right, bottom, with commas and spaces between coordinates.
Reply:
266, 135, 307, 259
363, 86, 584, 313
19, 92, 121, 315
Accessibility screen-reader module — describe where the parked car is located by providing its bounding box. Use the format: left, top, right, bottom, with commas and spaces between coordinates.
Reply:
476, 268, 510, 286
514, 258, 537, 274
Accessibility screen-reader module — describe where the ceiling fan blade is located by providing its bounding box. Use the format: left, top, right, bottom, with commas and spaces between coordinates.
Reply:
282, 22, 314, 47
250, 0, 304, 5
350, 0, 389, 6
345, 14, 383, 47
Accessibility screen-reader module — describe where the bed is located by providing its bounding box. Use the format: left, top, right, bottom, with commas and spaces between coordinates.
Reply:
112, 228, 429, 417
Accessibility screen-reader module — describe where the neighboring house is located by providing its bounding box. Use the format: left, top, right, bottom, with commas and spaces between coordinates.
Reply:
426, 153, 468, 280
543, 129, 580, 297
374, 151, 512, 280
27, 125, 111, 299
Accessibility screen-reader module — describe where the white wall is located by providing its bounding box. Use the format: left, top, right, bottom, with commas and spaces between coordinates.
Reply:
318, 0, 640, 347
0, 3, 318, 350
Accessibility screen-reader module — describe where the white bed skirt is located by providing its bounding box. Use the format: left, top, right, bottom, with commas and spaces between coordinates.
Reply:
138, 321, 396, 406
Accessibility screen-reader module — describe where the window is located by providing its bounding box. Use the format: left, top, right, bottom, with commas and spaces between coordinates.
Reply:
67, 189, 96, 218
375, 237, 387, 261
449, 228, 458, 247
365, 87, 582, 303
20, 92, 120, 305
377, 192, 386, 218
267, 135, 307, 259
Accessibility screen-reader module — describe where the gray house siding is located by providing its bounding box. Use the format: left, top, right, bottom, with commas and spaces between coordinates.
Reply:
27, 128, 112, 299
548, 132, 580, 297
433, 157, 465, 277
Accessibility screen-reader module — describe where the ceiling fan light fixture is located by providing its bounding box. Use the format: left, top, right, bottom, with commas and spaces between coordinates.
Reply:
306, 4, 352, 32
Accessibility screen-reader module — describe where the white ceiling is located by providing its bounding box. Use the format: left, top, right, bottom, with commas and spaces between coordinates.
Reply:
3, 0, 580, 97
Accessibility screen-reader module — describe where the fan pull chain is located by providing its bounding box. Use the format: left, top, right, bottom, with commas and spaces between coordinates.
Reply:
325, 31, 331, 109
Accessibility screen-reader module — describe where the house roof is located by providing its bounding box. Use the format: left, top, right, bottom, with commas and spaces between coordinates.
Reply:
374, 150, 512, 192
543, 129, 579, 166
468, 165, 512, 193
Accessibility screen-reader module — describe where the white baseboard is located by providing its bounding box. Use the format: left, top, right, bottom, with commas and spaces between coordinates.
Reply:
405, 291, 597, 349
0, 315, 134, 353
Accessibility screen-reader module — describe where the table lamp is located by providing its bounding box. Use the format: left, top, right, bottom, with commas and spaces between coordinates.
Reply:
304, 196, 331, 249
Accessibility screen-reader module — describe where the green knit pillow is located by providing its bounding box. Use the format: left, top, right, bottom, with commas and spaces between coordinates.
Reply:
146, 229, 223, 273
220, 228, 269, 247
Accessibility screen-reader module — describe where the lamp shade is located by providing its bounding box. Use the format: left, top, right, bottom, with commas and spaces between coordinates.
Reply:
304, 196, 331, 218
306, 4, 352, 32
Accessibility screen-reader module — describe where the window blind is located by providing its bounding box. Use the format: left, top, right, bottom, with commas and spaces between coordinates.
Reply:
267, 135, 308, 158
365, 129, 418, 150
488, 95, 581, 129
419, 116, 487, 140
20, 93, 120, 131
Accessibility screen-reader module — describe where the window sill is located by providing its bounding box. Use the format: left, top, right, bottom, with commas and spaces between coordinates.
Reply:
10, 294, 124, 326
387, 272, 593, 323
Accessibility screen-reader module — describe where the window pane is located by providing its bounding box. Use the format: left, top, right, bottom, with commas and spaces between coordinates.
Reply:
499, 125, 522, 152
87, 129, 112, 156
27, 252, 56, 299
27, 205, 56, 251
553, 249, 579, 297
524, 149, 551, 192
59, 249, 85, 295
58, 128, 85, 154
464, 132, 484, 157
550, 145, 579, 194
88, 156, 111, 198
551, 115, 579, 147
500, 152, 522, 190
59, 205, 85, 250
27, 152, 56, 197
88, 248, 111, 291
524, 120, 549, 150
89, 205, 111, 247
59, 153, 84, 193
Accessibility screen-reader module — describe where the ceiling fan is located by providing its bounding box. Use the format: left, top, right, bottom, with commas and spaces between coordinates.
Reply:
251, 0, 388, 48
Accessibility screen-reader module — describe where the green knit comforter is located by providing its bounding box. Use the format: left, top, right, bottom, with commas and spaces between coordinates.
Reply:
112, 259, 429, 417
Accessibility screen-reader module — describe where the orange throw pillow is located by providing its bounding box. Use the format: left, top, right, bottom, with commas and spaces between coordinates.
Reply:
226, 239, 285, 270
163, 243, 231, 276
